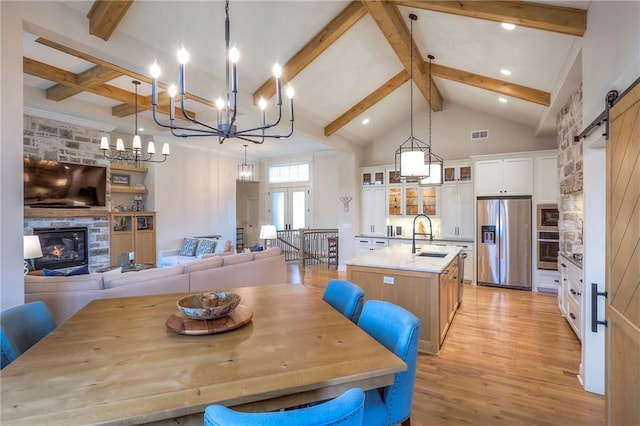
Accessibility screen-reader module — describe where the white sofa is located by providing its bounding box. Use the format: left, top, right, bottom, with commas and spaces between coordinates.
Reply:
157, 238, 234, 266
25, 247, 286, 324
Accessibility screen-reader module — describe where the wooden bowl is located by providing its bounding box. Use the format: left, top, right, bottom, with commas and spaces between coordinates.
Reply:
177, 292, 241, 320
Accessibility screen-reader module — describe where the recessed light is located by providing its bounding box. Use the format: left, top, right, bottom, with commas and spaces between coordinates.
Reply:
139, 127, 144, 132
501, 22, 516, 30
362, 118, 370, 125
500, 69, 512, 76
498, 97, 508, 103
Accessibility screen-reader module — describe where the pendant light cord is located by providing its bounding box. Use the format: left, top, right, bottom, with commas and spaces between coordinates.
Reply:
409, 15, 415, 143
428, 55, 433, 151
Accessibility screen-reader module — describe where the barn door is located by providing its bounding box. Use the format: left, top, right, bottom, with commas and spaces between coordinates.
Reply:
606, 78, 640, 424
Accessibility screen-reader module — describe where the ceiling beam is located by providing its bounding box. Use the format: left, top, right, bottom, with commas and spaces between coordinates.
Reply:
325, 70, 409, 136
23, 57, 194, 119
252, 1, 367, 104
87, 0, 135, 41
391, 0, 586, 37
47, 65, 122, 101
428, 62, 550, 106
35, 37, 214, 108
363, 0, 442, 111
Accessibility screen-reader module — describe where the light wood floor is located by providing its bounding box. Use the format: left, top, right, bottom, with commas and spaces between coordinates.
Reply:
290, 263, 605, 426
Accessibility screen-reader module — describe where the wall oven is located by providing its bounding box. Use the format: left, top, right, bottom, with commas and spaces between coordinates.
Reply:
537, 204, 559, 270
537, 231, 559, 270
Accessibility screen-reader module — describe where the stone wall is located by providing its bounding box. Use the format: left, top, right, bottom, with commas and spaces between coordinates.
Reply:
23, 115, 111, 271
556, 86, 584, 256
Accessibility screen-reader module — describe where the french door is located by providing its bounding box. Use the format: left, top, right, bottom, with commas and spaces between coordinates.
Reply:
269, 187, 309, 230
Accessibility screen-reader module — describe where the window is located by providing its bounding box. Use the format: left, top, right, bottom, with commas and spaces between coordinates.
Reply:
268, 162, 309, 184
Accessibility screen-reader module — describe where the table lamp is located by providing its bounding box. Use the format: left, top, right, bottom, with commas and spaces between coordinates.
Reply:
24, 235, 43, 275
259, 225, 277, 249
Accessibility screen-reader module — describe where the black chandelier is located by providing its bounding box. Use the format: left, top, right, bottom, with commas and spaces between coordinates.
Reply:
149, 0, 294, 144
101, 80, 170, 167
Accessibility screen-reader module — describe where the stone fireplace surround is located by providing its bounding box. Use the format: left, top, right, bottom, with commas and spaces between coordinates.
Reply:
23, 115, 112, 272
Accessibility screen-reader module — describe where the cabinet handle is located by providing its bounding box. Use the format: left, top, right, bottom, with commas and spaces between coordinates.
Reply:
561, 263, 567, 268
569, 312, 576, 320
554, 279, 559, 283
570, 289, 577, 295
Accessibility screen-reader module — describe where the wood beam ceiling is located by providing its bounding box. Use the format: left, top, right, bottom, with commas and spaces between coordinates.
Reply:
362, 0, 443, 112
324, 70, 409, 136
252, 1, 367, 104
23, 57, 195, 120
391, 0, 587, 37
29, 37, 212, 119
429, 62, 550, 106
87, 0, 135, 41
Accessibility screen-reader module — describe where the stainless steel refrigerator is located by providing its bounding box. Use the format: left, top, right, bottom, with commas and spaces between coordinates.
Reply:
477, 196, 532, 290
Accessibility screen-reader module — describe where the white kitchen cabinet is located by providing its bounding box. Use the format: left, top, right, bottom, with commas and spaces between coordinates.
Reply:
443, 161, 472, 184
559, 255, 583, 341
535, 269, 560, 294
361, 167, 385, 187
440, 183, 473, 239
475, 157, 533, 196
535, 154, 559, 203
361, 187, 386, 236
354, 237, 388, 257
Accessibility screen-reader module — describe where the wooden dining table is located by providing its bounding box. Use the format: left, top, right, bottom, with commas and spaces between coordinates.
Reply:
0, 284, 406, 425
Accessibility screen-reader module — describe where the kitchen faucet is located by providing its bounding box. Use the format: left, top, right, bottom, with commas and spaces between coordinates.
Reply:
412, 214, 433, 254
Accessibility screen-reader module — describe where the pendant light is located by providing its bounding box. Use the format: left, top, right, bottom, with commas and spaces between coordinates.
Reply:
237, 145, 254, 182
101, 80, 170, 167
394, 14, 443, 185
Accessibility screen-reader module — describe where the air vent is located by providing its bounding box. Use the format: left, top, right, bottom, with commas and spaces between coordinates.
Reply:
471, 130, 489, 140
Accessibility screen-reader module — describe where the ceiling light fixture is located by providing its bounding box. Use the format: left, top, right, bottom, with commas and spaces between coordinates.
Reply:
237, 144, 254, 182
101, 80, 170, 167
362, 118, 370, 125
501, 22, 516, 30
149, 0, 294, 145
394, 14, 442, 185
500, 69, 512, 76
499, 97, 508, 103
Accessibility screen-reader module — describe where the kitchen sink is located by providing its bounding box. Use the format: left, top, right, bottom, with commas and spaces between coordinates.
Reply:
417, 252, 447, 258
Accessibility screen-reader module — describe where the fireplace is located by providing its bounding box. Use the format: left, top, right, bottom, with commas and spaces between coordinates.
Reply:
33, 227, 88, 270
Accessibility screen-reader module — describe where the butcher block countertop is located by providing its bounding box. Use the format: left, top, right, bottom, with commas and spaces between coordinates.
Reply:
346, 243, 462, 273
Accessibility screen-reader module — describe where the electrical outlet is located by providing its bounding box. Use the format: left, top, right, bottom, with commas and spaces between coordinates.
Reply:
383, 276, 394, 285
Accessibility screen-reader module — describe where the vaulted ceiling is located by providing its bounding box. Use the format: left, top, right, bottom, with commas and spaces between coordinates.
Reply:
22, 0, 587, 159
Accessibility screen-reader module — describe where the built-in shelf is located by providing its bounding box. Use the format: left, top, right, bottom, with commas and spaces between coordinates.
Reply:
110, 164, 148, 173
111, 186, 148, 194
24, 208, 110, 218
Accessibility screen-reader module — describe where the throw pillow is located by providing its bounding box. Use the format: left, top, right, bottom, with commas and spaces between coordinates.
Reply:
195, 239, 216, 257
42, 268, 65, 277
178, 238, 198, 256
214, 239, 230, 253
66, 265, 90, 276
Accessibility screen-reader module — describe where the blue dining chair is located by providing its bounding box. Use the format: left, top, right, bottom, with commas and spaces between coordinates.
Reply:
322, 279, 365, 323
203, 387, 365, 426
357, 300, 421, 426
1, 301, 57, 369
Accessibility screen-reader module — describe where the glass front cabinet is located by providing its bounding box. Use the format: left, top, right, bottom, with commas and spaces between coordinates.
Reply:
443, 161, 472, 184
387, 183, 439, 217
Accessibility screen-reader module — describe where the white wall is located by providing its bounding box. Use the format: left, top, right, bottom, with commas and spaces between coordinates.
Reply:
151, 144, 237, 251
312, 151, 339, 229
0, 2, 26, 310
363, 102, 557, 166
582, 1, 640, 127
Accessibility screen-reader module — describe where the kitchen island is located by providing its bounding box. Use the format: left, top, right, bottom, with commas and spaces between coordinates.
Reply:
346, 244, 462, 355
